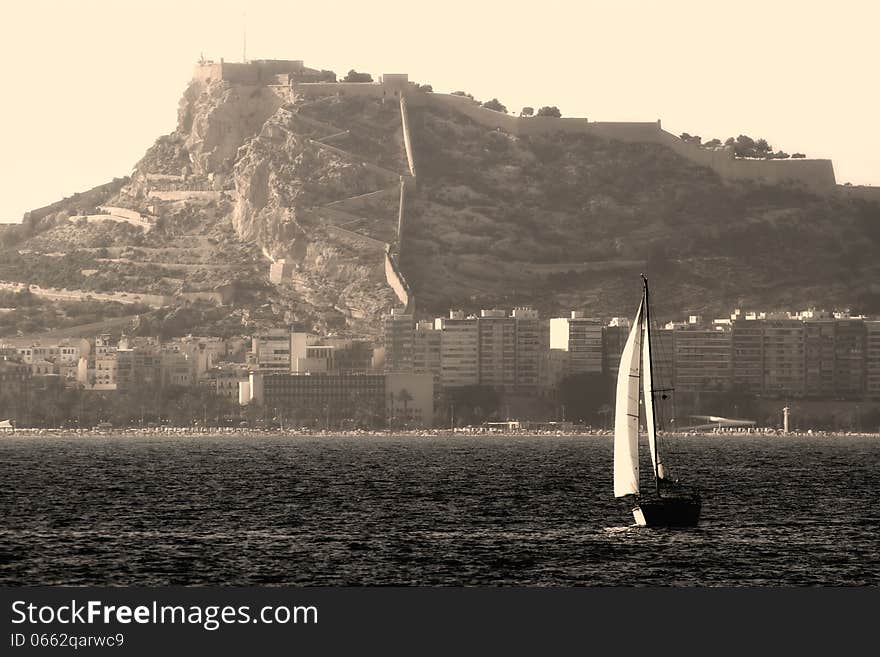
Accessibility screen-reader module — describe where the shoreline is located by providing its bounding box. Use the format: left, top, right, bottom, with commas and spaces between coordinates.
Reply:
2, 427, 878, 439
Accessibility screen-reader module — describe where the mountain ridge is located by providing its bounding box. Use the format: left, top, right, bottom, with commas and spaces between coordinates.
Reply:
3, 59, 880, 340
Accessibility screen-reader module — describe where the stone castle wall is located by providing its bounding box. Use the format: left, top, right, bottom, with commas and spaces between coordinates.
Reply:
424, 92, 838, 192
193, 60, 307, 85
838, 185, 880, 203
292, 81, 400, 101
384, 244, 410, 310
189, 60, 874, 195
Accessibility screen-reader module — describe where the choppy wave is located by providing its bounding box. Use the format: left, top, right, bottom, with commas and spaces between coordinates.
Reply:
0, 434, 877, 585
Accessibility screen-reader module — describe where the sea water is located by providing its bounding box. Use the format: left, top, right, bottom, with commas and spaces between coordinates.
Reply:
1, 434, 877, 585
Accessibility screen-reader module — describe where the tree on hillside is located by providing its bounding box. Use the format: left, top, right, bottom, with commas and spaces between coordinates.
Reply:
520, 107, 534, 117
417, 84, 433, 92
451, 91, 474, 99
704, 138, 722, 148
482, 98, 507, 113
734, 134, 756, 157
730, 135, 775, 158
537, 106, 561, 118
343, 69, 373, 83
755, 138, 772, 156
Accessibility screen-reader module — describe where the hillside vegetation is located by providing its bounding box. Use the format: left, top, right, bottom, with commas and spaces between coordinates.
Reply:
4, 71, 880, 339
404, 103, 880, 319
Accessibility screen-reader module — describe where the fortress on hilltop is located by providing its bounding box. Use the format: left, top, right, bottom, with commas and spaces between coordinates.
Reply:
189, 57, 880, 200
185, 58, 880, 312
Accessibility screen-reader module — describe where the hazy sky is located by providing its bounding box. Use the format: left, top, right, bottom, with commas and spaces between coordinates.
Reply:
1, 0, 878, 221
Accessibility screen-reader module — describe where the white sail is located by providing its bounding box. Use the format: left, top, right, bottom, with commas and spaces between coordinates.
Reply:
613, 300, 643, 497
642, 317, 663, 479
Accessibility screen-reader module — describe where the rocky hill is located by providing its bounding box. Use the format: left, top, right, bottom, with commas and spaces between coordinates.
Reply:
402, 102, 880, 319
3, 62, 880, 340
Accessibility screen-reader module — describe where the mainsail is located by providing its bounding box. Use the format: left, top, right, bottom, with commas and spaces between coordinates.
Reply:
613, 301, 643, 497
642, 314, 663, 480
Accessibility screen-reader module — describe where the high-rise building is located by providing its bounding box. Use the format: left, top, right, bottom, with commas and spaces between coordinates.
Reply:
866, 321, 880, 400
602, 318, 631, 379
478, 309, 517, 389
412, 320, 442, 387
383, 309, 414, 372
673, 326, 732, 392
762, 319, 805, 397
550, 312, 603, 375
833, 319, 866, 398
435, 311, 479, 388
804, 318, 835, 397
650, 327, 675, 390
512, 307, 546, 391
731, 318, 764, 394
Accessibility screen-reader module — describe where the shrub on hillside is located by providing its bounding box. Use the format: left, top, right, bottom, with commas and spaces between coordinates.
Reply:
342, 69, 373, 83
536, 106, 561, 118
481, 98, 507, 113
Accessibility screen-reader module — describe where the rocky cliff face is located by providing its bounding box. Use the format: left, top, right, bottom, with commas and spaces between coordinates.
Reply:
167, 80, 404, 332
178, 80, 282, 176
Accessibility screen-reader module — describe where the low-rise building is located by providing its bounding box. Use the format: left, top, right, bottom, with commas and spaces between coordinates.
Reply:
251, 328, 291, 371
248, 372, 386, 427
0, 359, 31, 398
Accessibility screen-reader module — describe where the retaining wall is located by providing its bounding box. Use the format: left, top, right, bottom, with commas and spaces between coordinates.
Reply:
324, 224, 388, 251
0, 281, 170, 307
144, 173, 185, 182
22, 178, 127, 224
149, 190, 222, 201
69, 213, 152, 232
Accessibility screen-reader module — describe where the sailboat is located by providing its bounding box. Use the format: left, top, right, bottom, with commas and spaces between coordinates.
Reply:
613, 275, 701, 527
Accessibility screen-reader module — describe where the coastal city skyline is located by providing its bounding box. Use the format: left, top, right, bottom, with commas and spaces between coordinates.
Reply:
3, 303, 879, 431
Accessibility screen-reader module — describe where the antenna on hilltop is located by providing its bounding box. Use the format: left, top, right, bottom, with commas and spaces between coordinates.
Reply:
242, 9, 247, 63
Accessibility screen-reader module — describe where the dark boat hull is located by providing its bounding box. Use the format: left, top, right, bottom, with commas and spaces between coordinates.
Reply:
633, 496, 701, 527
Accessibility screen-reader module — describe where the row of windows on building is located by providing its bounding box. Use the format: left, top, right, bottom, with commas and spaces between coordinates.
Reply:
384, 309, 880, 399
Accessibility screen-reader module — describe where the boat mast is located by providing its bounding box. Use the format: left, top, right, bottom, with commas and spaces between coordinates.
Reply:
642, 274, 661, 496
